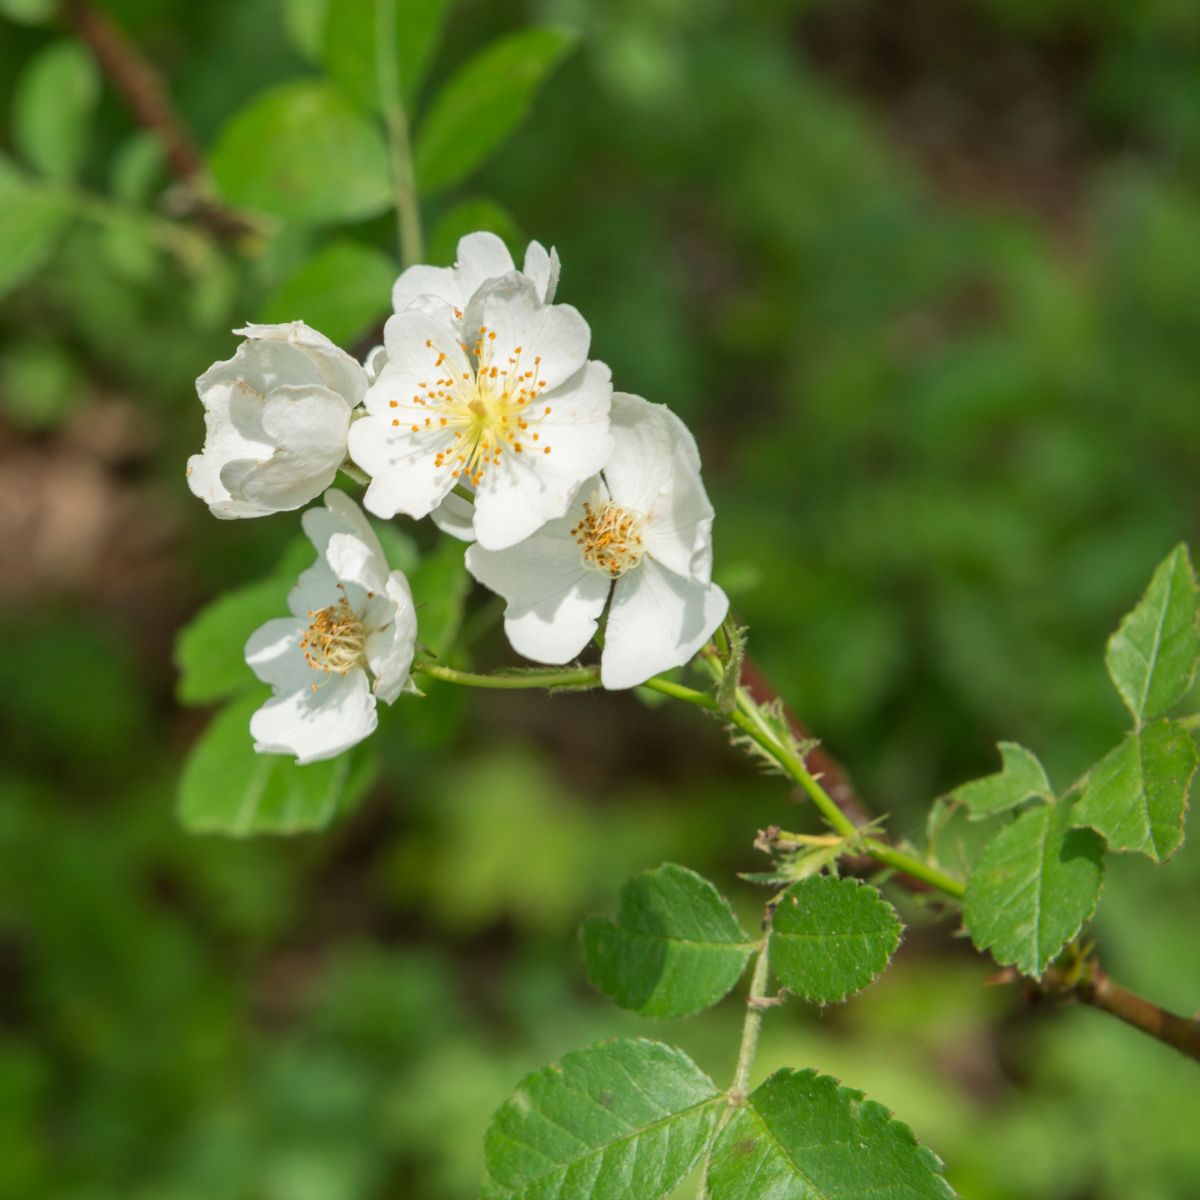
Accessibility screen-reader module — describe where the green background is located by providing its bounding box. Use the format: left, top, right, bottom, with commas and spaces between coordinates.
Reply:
1, 0, 1199, 1196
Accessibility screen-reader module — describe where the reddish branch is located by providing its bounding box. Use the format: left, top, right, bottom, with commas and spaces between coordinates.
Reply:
60, 0, 256, 242
740, 653, 1200, 1065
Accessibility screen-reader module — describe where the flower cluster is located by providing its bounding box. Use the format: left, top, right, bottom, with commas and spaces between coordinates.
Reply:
190, 232, 728, 760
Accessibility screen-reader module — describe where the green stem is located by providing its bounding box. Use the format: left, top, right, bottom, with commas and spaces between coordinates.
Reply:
730, 938, 772, 1098
376, 0, 423, 267
413, 662, 600, 690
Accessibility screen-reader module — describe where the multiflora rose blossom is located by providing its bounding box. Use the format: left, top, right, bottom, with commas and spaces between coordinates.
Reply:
187, 322, 366, 519
390, 230, 559, 320
465, 392, 729, 689
348, 272, 613, 550
244, 489, 417, 763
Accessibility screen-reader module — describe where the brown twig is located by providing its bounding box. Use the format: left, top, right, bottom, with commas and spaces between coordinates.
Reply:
60, 0, 257, 243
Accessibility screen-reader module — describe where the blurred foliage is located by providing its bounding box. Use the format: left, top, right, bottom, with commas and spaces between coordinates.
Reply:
2, 0, 1200, 1197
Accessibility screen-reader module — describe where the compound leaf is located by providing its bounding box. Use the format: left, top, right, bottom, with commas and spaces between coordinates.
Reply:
706, 1069, 955, 1200
482, 1038, 724, 1200
581, 864, 755, 1019
950, 742, 1052, 820
769, 876, 901, 1004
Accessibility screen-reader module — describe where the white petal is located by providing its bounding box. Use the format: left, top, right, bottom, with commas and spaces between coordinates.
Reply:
392, 263, 459, 314
288, 555, 340, 620
186, 452, 266, 518
371, 310, 472, 419
235, 321, 367, 406
522, 241, 561, 303
454, 231, 516, 296
302, 488, 389, 594
466, 509, 610, 663
244, 617, 312, 691
250, 670, 378, 764
234, 385, 351, 513
350, 413, 457, 521
363, 344, 388, 383
462, 273, 590, 393
366, 570, 418, 703
471, 361, 613, 550
601, 560, 728, 690
430, 489, 477, 542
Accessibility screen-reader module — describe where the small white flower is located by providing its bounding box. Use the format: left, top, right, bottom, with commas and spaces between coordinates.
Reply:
244, 489, 417, 763
187, 322, 366, 519
391, 230, 559, 319
466, 392, 728, 689
348, 272, 613, 550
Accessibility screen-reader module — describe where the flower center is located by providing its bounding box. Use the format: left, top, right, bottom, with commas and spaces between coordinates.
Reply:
390, 325, 555, 487
301, 591, 367, 676
572, 498, 646, 578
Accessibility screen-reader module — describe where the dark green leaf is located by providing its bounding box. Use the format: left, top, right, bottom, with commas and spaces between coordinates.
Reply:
1073, 719, 1197, 862
706, 1069, 955, 1200
769, 876, 901, 1004
322, 0, 452, 110
209, 81, 391, 223
581, 863, 755, 1018
962, 800, 1104, 977
950, 741, 1052, 820
482, 1038, 723, 1200
1106, 544, 1200, 724
12, 40, 99, 181
414, 28, 576, 193
259, 239, 397, 345
410, 534, 471, 657
178, 690, 379, 835
428, 197, 522, 266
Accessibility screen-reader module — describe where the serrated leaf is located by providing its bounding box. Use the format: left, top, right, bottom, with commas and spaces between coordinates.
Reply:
259, 239, 396, 345
1106, 544, 1200, 724
769, 876, 902, 1004
209, 81, 391, 223
178, 690, 379, 835
581, 864, 755, 1018
482, 1038, 723, 1200
12, 40, 99, 181
174, 540, 312, 706
706, 1069, 955, 1200
962, 800, 1104, 977
0, 161, 71, 297
1073, 719, 1197, 862
951, 741, 1052, 820
414, 27, 576, 193
410, 534, 470, 657
428, 197, 522, 266
322, 0, 451, 110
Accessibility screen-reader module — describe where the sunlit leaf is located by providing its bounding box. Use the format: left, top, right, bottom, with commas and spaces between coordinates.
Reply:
581, 863, 755, 1018
962, 800, 1104, 977
415, 28, 576, 193
1105, 544, 1200, 724
706, 1069, 955, 1200
1073, 719, 1197, 862
12, 40, 99, 180
482, 1038, 723, 1200
769, 876, 901, 1004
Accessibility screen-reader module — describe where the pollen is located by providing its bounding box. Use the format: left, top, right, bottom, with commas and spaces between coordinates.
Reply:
572, 498, 647, 579
299, 589, 367, 676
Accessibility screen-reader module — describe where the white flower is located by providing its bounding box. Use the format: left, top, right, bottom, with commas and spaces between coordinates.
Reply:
348, 272, 613, 550
465, 392, 728, 689
244, 489, 417, 763
187, 322, 366, 519
391, 230, 559, 319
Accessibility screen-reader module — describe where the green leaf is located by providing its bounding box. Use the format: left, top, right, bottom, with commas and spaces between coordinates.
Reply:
1073, 719, 1197, 863
428, 197, 521, 266
178, 690, 378, 835
259, 239, 397, 345
580, 864, 755, 1018
109, 133, 165, 206
12, 40, 99, 181
209, 81, 391, 223
0, 0, 54, 21
281, 0, 328, 61
707, 1069, 955, 1200
322, 0, 452, 110
950, 741, 1052, 820
482, 1038, 724, 1200
414, 27, 576, 193
962, 800, 1104, 977
410, 534, 470, 657
768, 876, 902, 1004
1105, 544, 1200, 724
0, 160, 71, 296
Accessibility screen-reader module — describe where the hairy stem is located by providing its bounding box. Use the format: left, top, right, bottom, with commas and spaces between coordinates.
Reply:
730, 937, 773, 1099
376, 0, 423, 267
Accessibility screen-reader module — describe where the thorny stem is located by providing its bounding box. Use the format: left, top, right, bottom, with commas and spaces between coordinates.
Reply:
376, 0, 423, 267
